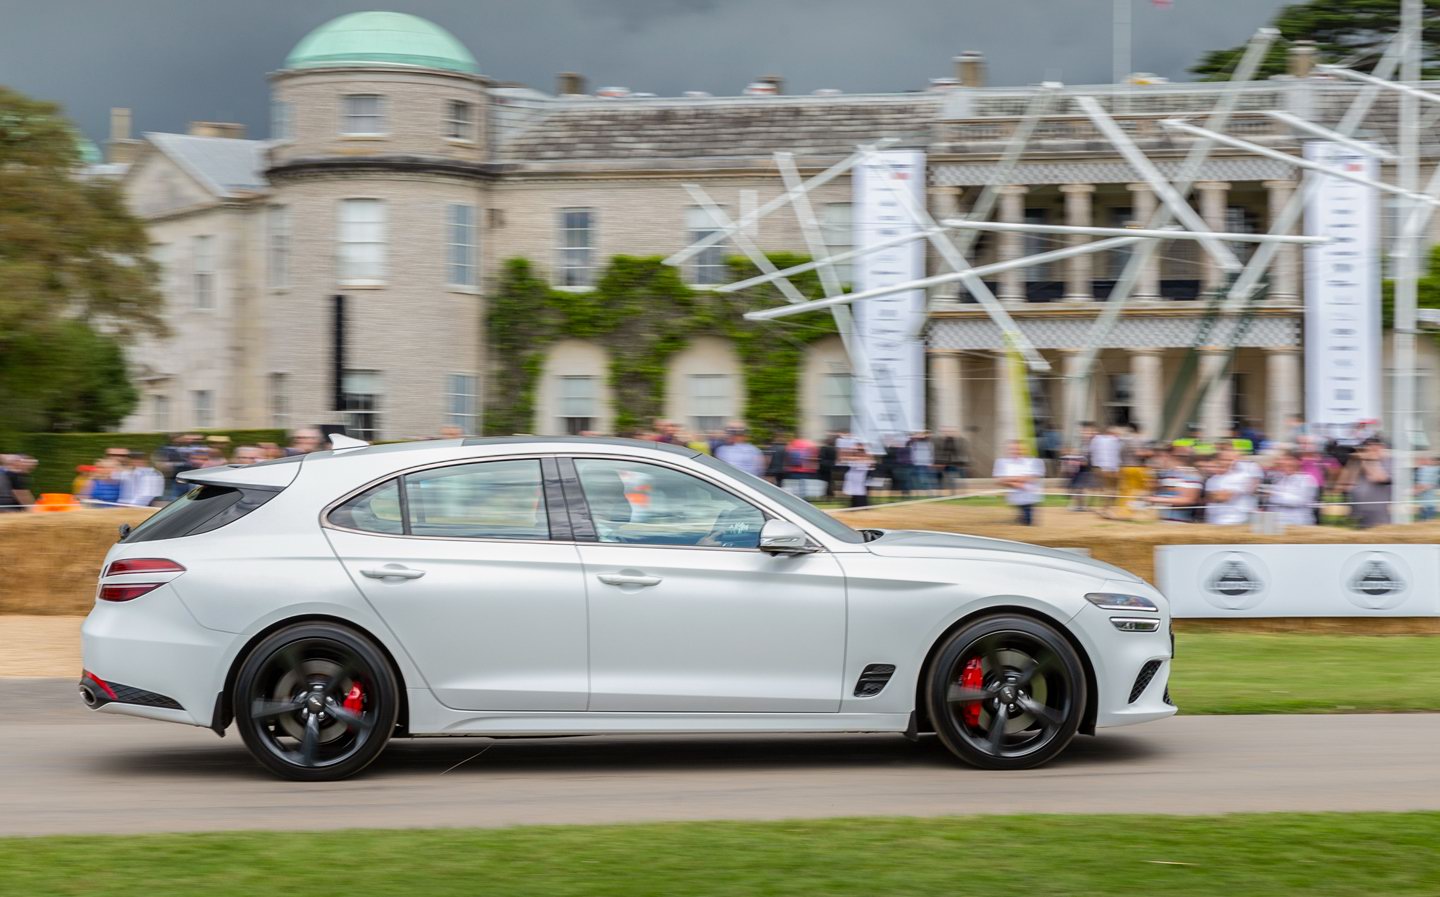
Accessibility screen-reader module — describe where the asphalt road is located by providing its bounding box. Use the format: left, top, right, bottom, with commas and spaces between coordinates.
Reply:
5, 678, 1439, 836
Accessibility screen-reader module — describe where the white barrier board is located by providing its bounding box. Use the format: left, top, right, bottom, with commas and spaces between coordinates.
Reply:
1158, 544, 1440, 618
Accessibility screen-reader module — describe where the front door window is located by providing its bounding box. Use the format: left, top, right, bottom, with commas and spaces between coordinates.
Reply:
573, 458, 764, 549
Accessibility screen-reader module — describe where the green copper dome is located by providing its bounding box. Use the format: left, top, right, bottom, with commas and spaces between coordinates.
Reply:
285, 11, 478, 74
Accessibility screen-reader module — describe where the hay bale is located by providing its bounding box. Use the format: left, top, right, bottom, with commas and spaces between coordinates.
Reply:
836, 501, 1440, 584
0, 509, 156, 615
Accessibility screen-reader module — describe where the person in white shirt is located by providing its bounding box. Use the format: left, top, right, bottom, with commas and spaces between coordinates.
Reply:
1266, 451, 1319, 527
116, 452, 165, 508
1088, 426, 1122, 512
837, 434, 873, 508
713, 424, 765, 478
1204, 453, 1258, 525
993, 439, 1046, 525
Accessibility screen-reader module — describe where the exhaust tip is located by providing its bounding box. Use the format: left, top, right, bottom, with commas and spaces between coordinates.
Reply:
79, 684, 99, 707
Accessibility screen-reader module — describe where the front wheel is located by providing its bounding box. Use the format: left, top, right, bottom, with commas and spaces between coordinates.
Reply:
926, 614, 1086, 770
233, 623, 398, 781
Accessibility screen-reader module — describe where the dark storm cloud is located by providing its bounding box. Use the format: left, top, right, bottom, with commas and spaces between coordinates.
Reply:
0, 0, 1290, 145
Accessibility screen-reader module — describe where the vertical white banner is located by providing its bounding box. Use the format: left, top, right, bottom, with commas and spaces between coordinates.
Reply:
1303, 141, 1381, 437
853, 150, 927, 439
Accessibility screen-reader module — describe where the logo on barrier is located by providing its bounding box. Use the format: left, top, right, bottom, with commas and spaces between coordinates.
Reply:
1340, 551, 1411, 610
1198, 551, 1269, 610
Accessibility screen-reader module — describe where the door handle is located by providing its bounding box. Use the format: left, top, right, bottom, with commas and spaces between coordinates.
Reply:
596, 573, 662, 587
360, 564, 426, 581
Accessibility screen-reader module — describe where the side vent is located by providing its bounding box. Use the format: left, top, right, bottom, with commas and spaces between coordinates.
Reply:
853, 664, 897, 697
1129, 660, 1163, 703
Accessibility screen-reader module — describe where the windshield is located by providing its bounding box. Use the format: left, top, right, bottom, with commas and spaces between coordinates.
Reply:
694, 453, 865, 544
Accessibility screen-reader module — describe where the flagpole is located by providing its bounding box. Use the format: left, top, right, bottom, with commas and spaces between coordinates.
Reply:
1114, 0, 1131, 111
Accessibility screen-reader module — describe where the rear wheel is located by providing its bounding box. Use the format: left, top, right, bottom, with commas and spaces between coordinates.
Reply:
926, 614, 1086, 770
233, 623, 398, 781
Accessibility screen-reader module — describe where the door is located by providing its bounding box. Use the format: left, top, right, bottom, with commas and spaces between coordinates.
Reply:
325, 457, 588, 712
568, 456, 847, 712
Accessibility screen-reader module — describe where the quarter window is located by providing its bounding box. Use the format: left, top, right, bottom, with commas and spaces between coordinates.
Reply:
330, 479, 404, 535
341, 95, 385, 135
573, 458, 764, 549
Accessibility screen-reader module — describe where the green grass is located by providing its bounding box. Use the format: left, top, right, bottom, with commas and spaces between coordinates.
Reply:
1171, 632, 1440, 714
2, 813, 1437, 896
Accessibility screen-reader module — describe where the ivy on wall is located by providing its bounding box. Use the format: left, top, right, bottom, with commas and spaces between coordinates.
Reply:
485, 254, 837, 440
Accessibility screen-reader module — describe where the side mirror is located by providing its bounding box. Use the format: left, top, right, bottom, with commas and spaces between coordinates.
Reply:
758, 519, 816, 555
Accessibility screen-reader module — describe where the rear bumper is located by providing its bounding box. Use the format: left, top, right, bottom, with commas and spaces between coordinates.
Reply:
80, 584, 232, 727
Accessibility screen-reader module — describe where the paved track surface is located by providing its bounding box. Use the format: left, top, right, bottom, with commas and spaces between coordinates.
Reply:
5, 679, 1439, 836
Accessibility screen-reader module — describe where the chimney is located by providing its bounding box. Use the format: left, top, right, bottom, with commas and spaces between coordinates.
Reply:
106, 107, 142, 164
758, 73, 785, 95
557, 71, 586, 96
1288, 41, 1317, 78
955, 51, 985, 88
188, 122, 246, 139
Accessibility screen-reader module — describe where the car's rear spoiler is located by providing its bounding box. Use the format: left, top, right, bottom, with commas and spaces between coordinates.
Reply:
177, 456, 303, 490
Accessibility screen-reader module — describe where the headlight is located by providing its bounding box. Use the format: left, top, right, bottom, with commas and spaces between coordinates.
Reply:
1085, 592, 1159, 612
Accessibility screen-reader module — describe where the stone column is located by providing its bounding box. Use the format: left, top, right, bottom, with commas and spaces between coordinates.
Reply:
1265, 179, 1300, 304
1127, 183, 1161, 300
929, 350, 965, 434
1130, 349, 1164, 439
1061, 349, 1092, 440
927, 186, 963, 304
1199, 348, 1233, 440
1197, 181, 1230, 293
1265, 347, 1302, 441
994, 350, 1019, 456
998, 185, 1028, 303
1060, 184, 1096, 302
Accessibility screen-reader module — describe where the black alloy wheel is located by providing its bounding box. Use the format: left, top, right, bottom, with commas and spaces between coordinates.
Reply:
234, 623, 398, 781
926, 615, 1086, 770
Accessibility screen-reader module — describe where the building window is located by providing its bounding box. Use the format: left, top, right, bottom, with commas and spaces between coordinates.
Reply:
192, 235, 215, 309
559, 375, 597, 435
686, 205, 728, 286
1023, 209, 1050, 282
271, 99, 291, 141
446, 203, 477, 288
446, 373, 478, 433
445, 100, 473, 140
822, 372, 853, 434
1108, 206, 1133, 279
556, 208, 594, 287
687, 373, 732, 435
192, 389, 214, 429
269, 373, 288, 429
1105, 372, 1134, 427
1225, 206, 1257, 264
338, 199, 386, 284
341, 94, 385, 135
152, 394, 170, 432
342, 370, 382, 441
821, 202, 855, 285
267, 205, 290, 289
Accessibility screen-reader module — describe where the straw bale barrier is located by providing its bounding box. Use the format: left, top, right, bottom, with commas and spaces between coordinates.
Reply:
2, 499, 1437, 621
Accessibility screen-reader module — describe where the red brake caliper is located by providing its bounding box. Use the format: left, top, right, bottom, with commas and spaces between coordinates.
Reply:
342, 683, 365, 715
960, 658, 984, 727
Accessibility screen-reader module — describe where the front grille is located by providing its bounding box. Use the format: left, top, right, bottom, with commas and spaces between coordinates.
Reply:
109, 682, 184, 710
853, 663, 897, 697
1129, 660, 1162, 704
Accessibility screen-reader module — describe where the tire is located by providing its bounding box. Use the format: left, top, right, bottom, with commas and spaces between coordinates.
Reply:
233, 622, 398, 781
925, 614, 1086, 770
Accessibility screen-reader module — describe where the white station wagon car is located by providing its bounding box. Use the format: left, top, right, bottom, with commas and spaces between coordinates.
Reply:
81, 436, 1175, 780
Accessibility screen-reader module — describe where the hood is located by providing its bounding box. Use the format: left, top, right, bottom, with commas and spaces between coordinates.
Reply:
864, 529, 1141, 583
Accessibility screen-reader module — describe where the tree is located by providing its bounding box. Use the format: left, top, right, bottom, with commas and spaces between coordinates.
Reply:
0, 86, 163, 441
1190, 1, 1440, 81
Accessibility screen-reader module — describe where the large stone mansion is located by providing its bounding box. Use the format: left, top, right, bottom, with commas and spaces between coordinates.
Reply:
109, 11, 1440, 468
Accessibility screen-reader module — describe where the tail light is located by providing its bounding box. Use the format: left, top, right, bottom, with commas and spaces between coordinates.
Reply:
99, 558, 185, 602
